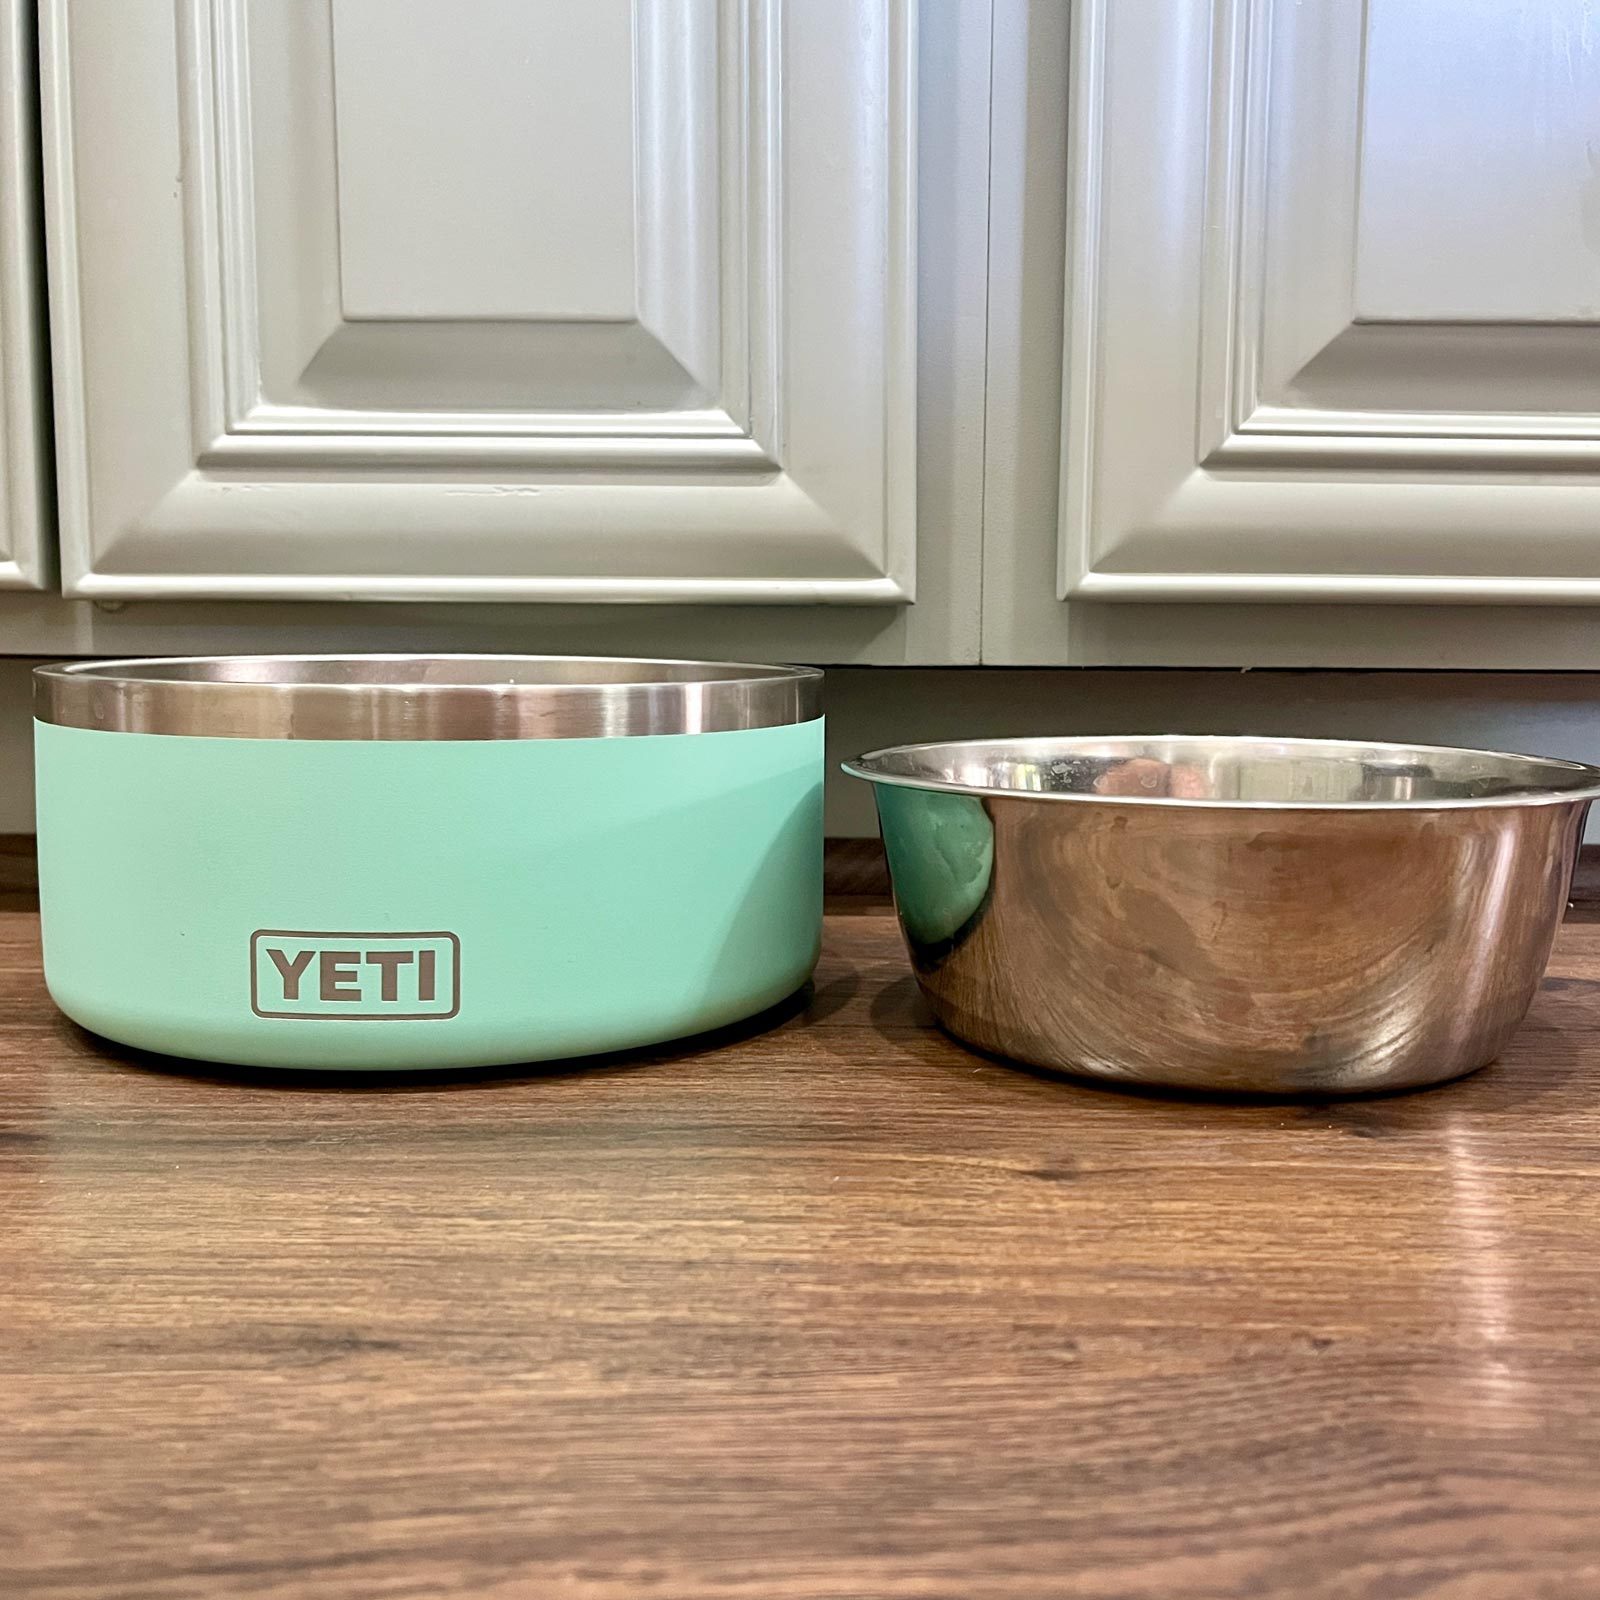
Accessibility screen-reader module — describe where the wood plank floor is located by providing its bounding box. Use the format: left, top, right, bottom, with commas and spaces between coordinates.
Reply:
2, 908, 1599, 1598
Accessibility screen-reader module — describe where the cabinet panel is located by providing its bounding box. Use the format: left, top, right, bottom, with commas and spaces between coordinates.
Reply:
329, 0, 639, 323
1355, 0, 1600, 323
0, 0, 46, 591
42, 0, 915, 604
1060, 0, 1600, 604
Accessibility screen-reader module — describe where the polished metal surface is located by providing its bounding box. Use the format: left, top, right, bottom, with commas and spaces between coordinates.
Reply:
845, 736, 1600, 1095
34, 655, 823, 740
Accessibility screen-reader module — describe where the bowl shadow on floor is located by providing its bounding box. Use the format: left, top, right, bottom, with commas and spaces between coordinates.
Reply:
865, 969, 1572, 1114
60, 980, 832, 1094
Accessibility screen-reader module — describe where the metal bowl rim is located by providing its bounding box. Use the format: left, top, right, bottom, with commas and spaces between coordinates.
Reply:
841, 733, 1600, 810
34, 654, 823, 740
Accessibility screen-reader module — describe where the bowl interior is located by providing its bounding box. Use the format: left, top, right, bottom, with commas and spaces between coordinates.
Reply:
847, 735, 1600, 807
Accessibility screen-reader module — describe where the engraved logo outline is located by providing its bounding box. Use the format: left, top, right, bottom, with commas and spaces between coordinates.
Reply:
249, 930, 462, 1021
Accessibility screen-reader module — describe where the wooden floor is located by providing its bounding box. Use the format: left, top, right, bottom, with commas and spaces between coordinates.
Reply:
3, 906, 1600, 1599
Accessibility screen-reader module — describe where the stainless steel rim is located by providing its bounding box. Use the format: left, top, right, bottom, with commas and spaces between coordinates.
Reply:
35, 655, 824, 741
842, 733, 1600, 810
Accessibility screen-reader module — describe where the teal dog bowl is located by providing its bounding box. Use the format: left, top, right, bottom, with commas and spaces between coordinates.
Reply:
34, 655, 823, 1070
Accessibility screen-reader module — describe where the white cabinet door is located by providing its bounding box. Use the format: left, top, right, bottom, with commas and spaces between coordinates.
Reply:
43, 0, 915, 606
0, 0, 46, 591
1066, 0, 1600, 605
987, 0, 1600, 666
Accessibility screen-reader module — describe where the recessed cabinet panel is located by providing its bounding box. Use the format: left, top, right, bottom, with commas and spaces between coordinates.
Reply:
1355, 0, 1600, 324
329, 0, 640, 323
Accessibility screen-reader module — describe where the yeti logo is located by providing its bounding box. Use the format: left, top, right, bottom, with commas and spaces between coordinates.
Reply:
250, 931, 460, 1020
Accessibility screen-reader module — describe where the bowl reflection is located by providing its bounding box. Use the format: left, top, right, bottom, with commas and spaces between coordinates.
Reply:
846, 736, 1600, 1095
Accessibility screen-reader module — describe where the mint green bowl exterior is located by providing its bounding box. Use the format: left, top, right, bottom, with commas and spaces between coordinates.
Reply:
34, 660, 822, 1071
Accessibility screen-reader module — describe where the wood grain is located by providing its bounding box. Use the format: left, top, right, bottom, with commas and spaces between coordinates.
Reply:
2, 908, 1600, 1598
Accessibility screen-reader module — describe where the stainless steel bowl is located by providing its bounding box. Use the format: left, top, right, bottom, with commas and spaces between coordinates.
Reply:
844, 736, 1600, 1095
33, 655, 825, 1072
